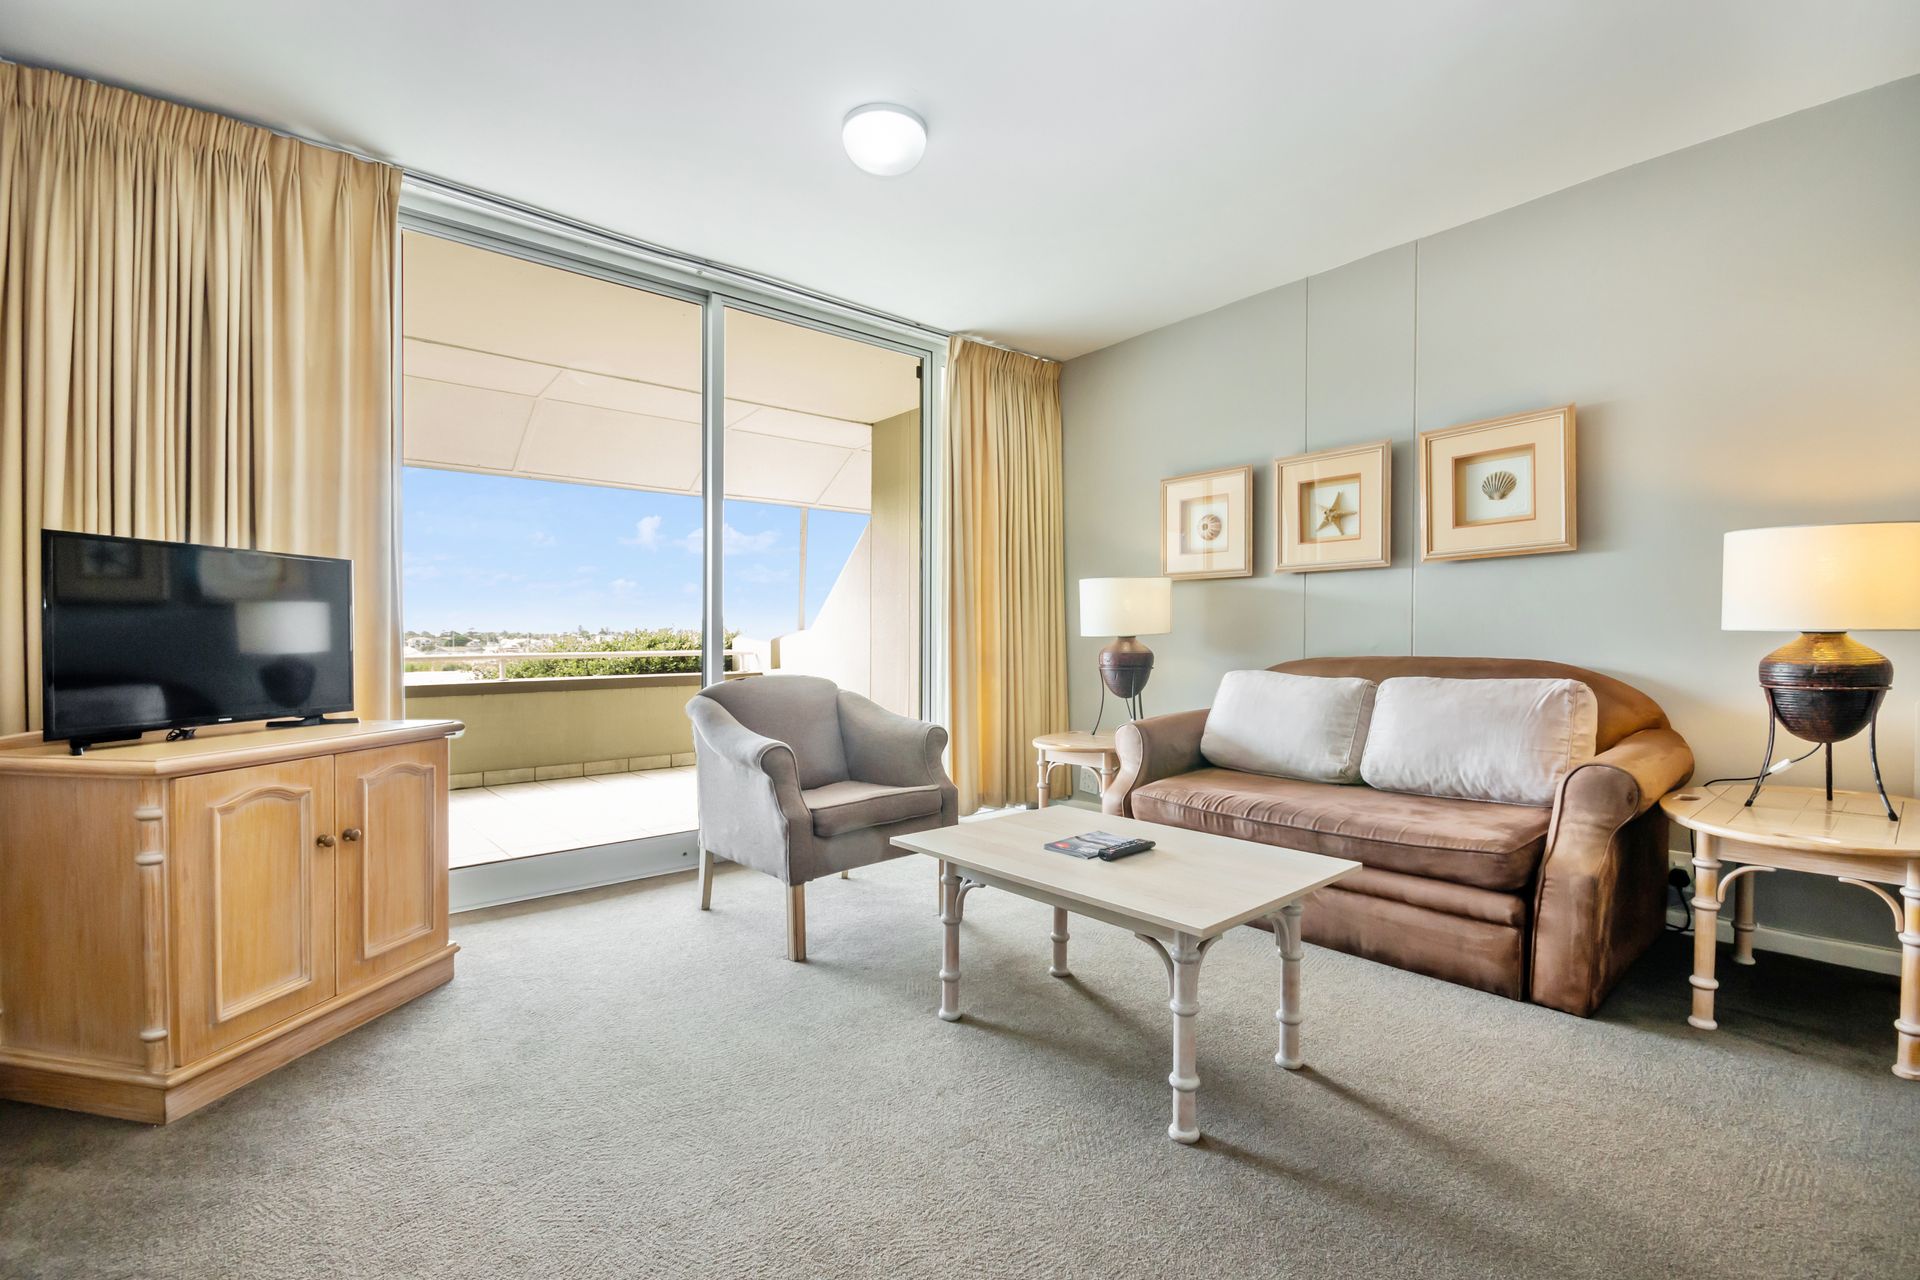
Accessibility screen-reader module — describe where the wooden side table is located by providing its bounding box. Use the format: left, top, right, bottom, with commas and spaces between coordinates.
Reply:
1660, 783, 1920, 1080
1032, 731, 1119, 809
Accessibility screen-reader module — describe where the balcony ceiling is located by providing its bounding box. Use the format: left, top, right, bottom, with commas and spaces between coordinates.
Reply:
400, 233, 918, 512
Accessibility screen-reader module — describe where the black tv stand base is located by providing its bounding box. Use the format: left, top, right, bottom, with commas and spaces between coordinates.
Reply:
266, 715, 362, 731
67, 732, 143, 756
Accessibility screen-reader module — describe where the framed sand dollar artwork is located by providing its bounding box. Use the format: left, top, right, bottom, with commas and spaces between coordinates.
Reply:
1161, 465, 1252, 579
1418, 405, 1576, 562
1274, 441, 1391, 573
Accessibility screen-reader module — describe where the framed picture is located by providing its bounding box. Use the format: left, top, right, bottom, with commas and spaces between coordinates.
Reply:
47, 535, 170, 603
1273, 441, 1391, 573
1418, 405, 1576, 562
1160, 464, 1252, 579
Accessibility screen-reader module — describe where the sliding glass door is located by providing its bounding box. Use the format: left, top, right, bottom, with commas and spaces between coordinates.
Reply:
396, 231, 709, 868
393, 205, 940, 888
719, 307, 924, 716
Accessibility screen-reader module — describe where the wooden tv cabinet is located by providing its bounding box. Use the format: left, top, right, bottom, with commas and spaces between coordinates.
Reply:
0, 719, 462, 1123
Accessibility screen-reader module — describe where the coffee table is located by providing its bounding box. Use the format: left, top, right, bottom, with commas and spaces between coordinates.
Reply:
890, 807, 1359, 1143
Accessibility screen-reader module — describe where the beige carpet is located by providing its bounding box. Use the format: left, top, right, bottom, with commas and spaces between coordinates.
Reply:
2, 856, 1916, 1279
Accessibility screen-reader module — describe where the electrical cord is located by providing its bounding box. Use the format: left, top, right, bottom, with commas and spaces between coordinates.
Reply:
1698, 744, 1819, 790
1674, 744, 1820, 936
1665, 829, 1697, 934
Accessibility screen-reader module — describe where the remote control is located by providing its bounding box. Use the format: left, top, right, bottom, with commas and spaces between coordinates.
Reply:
1098, 838, 1155, 861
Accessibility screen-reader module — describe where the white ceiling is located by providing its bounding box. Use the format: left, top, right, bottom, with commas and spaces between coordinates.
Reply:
401, 232, 918, 512
4, 2, 1917, 358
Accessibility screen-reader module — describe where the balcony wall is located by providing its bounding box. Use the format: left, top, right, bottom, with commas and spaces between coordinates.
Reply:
406, 672, 735, 786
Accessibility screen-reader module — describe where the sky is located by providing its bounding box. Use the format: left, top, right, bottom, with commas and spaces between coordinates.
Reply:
401, 467, 868, 641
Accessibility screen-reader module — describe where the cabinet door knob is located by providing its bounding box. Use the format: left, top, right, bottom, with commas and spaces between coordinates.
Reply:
316, 833, 336, 848
343, 827, 364, 842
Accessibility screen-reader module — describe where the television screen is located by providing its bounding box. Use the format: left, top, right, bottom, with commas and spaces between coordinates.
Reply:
41, 531, 354, 746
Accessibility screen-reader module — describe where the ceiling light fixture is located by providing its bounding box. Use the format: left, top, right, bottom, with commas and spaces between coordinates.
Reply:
841, 104, 927, 177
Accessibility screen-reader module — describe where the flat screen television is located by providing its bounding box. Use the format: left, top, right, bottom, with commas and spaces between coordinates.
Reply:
41, 530, 355, 752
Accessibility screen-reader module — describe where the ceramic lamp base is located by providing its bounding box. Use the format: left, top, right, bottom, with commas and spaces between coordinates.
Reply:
1092, 636, 1155, 732
1746, 631, 1896, 821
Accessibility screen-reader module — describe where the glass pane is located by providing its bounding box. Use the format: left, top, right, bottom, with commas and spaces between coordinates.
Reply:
722, 308, 923, 717
397, 231, 704, 864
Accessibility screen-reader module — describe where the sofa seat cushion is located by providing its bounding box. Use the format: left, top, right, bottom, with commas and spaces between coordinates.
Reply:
802, 780, 943, 838
1130, 768, 1550, 892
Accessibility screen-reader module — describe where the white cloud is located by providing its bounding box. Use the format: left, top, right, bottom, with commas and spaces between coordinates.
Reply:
734, 563, 789, 585
609, 578, 637, 593
529, 530, 557, 547
401, 552, 441, 582
674, 523, 780, 556
621, 516, 664, 550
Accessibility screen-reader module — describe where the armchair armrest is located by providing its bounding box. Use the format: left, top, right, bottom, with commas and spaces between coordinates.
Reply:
686, 695, 814, 883
1533, 726, 1695, 1014
837, 691, 953, 790
1105, 708, 1211, 816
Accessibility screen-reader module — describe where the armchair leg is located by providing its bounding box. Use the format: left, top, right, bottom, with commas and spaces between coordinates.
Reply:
786, 883, 808, 962
698, 847, 715, 911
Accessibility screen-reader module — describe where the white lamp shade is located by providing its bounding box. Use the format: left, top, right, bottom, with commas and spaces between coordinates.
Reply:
1722, 523, 1920, 632
1079, 577, 1172, 638
236, 600, 332, 655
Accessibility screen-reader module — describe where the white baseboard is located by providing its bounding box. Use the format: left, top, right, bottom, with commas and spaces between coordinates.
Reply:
1665, 908, 1901, 976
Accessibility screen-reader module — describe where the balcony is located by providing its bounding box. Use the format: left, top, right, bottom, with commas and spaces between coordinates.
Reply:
404, 652, 753, 867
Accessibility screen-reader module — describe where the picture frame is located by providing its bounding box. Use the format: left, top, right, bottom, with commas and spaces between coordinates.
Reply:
1418, 405, 1576, 562
1273, 441, 1392, 573
1160, 464, 1253, 579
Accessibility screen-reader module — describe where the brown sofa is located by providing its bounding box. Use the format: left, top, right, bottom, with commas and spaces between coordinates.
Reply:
1105, 657, 1694, 1016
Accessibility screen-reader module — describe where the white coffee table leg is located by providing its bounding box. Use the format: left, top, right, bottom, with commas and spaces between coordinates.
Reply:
1274, 901, 1304, 1070
1167, 932, 1205, 1143
938, 862, 963, 1022
1050, 907, 1071, 978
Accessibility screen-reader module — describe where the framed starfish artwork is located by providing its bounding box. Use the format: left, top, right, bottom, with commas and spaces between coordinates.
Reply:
1273, 441, 1392, 573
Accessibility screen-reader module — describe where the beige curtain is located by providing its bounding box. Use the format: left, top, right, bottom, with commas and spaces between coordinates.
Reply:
942, 337, 1068, 812
0, 63, 401, 735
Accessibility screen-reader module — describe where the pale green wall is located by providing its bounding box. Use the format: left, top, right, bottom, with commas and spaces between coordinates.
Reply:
1061, 75, 1920, 952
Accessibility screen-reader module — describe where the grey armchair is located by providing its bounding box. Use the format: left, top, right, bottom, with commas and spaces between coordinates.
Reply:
686, 674, 959, 961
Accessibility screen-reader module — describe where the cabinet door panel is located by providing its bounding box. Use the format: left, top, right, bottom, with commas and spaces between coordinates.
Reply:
171, 759, 337, 1065
337, 740, 448, 992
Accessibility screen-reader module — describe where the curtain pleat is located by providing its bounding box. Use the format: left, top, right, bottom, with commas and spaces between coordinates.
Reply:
0, 62, 401, 735
942, 337, 1067, 812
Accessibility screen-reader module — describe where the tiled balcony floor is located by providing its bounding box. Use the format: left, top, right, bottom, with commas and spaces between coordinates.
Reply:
448, 766, 698, 867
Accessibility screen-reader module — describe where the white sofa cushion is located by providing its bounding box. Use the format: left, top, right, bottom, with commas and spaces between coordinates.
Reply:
1200, 670, 1377, 784
1359, 676, 1599, 807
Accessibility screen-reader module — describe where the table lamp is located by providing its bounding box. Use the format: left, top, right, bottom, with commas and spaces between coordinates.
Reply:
1079, 576, 1172, 731
1722, 522, 1920, 821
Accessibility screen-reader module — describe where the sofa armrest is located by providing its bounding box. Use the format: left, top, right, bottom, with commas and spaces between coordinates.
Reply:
687, 696, 814, 883
1532, 727, 1695, 1014
1105, 708, 1211, 816
837, 690, 952, 790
